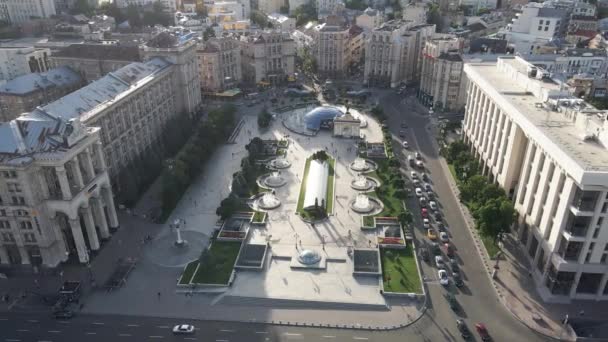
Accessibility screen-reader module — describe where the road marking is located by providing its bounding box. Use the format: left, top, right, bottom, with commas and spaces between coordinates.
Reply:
118, 334, 131, 337
220, 329, 235, 333
255, 331, 268, 334
47, 331, 60, 333
148, 336, 163, 339
5, 339, 20, 342
183, 338, 196, 341
284, 333, 302, 336
353, 337, 369, 340
16, 329, 29, 332
215, 340, 229, 342
157, 325, 170, 329
85, 332, 96, 335
27, 320, 38, 323
37, 340, 52, 342
0, 318, 7, 321
322, 336, 336, 338
126, 324, 139, 327
57, 321, 70, 324
92, 322, 105, 325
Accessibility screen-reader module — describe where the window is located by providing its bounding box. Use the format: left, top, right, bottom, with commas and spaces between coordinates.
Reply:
0, 221, 9, 229
23, 233, 36, 243
539, 20, 544, 24
19, 221, 32, 230
538, 26, 543, 31
15, 210, 29, 217
2, 232, 14, 242
11, 196, 25, 205
544, 27, 549, 31
0, 210, 5, 217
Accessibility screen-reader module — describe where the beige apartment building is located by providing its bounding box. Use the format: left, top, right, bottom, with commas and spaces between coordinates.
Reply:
197, 36, 242, 92
464, 56, 608, 302
311, 16, 364, 78
0, 113, 119, 267
241, 31, 295, 85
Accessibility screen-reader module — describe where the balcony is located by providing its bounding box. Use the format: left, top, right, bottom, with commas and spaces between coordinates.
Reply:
570, 189, 599, 215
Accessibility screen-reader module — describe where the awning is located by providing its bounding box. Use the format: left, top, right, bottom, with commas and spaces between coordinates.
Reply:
258, 81, 271, 86
213, 88, 241, 97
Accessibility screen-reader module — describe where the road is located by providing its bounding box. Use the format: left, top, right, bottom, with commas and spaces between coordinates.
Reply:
0, 91, 551, 342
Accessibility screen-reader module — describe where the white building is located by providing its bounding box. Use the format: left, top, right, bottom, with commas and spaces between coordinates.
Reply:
573, 1, 596, 17
267, 13, 295, 31
316, 0, 344, 18
241, 31, 296, 85
0, 111, 119, 267
116, 0, 182, 12
402, 3, 428, 25
0, 0, 56, 24
311, 17, 350, 78
258, 0, 284, 14
503, 3, 568, 54
463, 56, 608, 302
197, 36, 242, 92
208, 1, 249, 22
363, 20, 435, 88
459, 0, 497, 11
419, 35, 464, 110
0, 47, 52, 83
527, 48, 608, 78
356, 8, 384, 31
288, 0, 308, 14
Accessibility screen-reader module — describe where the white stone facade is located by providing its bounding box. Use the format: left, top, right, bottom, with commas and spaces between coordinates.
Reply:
463, 56, 608, 302
241, 31, 295, 85
0, 0, 56, 24
197, 37, 242, 92
356, 8, 384, 30
0, 47, 51, 83
0, 114, 118, 268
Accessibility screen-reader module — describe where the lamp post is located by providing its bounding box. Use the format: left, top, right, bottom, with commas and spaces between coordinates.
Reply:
172, 218, 187, 247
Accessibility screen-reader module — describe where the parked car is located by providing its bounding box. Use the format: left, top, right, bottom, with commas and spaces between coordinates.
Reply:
434, 255, 445, 269
428, 229, 437, 241
423, 218, 430, 229
437, 222, 445, 231
402, 141, 409, 148
415, 152, 422, 160
429, 201, 437, 211
413, 179, 421, 186
419, 247, 430, 262
445, 243, 455, 257
173, 324, 196, 335
399, 130, 406, 138
415, 188, 423, 197
401, 122, 408, 128
439, 231, 449, 243
453, 271, 464, 287
421, 208, 428, 218
449, 257, 459, 270
416, 160, 424, 168
427, 191, 435, 199
434, 211, 442, 221
457, 319, 471, 339
475, 323, 491, 341
421, 173, 428, 181
424, 183, 432, 192
410, 171, 418, 179
53, 310, 74, 319
438, 269, 449, 286
408, 155, 415, 166
446, 293, 459, 311
431, 242, 441, 255
419, 197, 427, 207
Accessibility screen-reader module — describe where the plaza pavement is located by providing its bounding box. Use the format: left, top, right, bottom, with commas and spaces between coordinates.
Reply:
81, 105, 427, 328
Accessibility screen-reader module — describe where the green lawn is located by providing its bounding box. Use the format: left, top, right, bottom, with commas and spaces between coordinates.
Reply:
448, 164, 459, 184
368, 160, 407, 217
252, 211, 266, 223
480, 234, 501, 259
191, 241, 242, 285
179, 260, 199, 285
296, 157, 312, 213
362, 216, 374, 227
381, 245, 422, 294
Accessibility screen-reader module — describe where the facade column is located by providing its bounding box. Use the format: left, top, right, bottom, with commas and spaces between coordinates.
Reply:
102, 188, 119, 228
94, 142, 106, 171
18, 246, 30, 265
83, 149, 96, 181
71, 156, 84, 189
92, 197, 110, 239
0, 246, 9, 264
569, 271, 582, 298
69, 218, 89, 263
82, 207, 100, 251
55, 166, 72, 200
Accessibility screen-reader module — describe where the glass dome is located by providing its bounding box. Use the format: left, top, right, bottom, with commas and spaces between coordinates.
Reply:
297, 249, 322, 265
303, 106, 343, 130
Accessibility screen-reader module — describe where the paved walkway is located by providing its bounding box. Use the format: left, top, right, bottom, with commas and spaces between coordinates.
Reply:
428, 120, 608, 341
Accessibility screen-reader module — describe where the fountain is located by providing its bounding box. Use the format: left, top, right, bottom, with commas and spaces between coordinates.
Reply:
349, 157, 377, 173
269, 158, 291, 169
255, 192, 281, 210
261, 171, 287, 188
172, 218, 188, 247
350, 174, 379, 191
349, 194, 384, 214
297, 249, 322, 265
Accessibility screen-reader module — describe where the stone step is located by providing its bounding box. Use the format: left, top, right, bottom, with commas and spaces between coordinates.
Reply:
219, 294, 388, 311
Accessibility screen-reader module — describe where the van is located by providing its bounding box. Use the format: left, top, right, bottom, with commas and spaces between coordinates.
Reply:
408, 155, 415, 166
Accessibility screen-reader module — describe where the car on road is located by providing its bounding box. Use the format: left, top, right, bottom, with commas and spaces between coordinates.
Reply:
415, 152, 422, 160
429, 201, 437, 211
413, 179, 421, 186
415, 188, 423, 197
416, 160, 424, 168
445, 244, 455, 258
173, 324, 195, 334
439, 231, 449, 243
438, 269, 449, 286
399, 130, 406, 138
421, 173, 428, 181
419, 197, 427, 207
427, 229, 437, 241
434, 255, 445, 269
410, 171, 418, 179
419, 247, 430, 262
424, 183, 432, 192
434, 211, 442, 221
421, 208, 428, 218
401, 122, 408, 128
446, 293, 459, 311
431, 242, 441, 255
457, 319, 471, 339
402, 141, 409, 148
53, 310, 74, 319
423, 218, 430, 228
453, 271, 464, 287
475, 323, 491, 341
437, 222, 445, 231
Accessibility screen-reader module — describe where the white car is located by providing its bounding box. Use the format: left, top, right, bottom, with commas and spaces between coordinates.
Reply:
410, 171, 418, 179
438, 269, 449, 286
415, 188, 423, 197
416, 160, 424, 168
429, 201, 437, 211
439, 231, 449, 243
173, 324, 195, 334
435, 255, 445, 269
423, 218, 430, 229
402, 141, 409, 148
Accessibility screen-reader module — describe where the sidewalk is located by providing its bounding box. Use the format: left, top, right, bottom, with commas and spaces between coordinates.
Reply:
430, 125, 608, 341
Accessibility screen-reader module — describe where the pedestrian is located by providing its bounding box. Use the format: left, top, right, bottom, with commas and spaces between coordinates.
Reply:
157, 292, 161, 299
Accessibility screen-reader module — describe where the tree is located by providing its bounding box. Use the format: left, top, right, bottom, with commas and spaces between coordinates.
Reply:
126, 4, 143, 27
257, 109, 272, 128
398, 211, 413, 225
98, 2, 125, 23
293, 3, 317, 26
71, 0, 94, 16
203, 27, 215, 41
344, 0, 367, 10
426, 3, 442, 32
475, 197, 514, 242
250, 10, 269, 27
444, 140, 468, 163
143, 1, 172, 27
459, 175, 486, 204
246, 137, 265, 158
312, 150, 329, 162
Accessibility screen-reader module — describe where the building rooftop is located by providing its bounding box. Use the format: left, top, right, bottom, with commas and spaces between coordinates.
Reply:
268, 13, 291, 23
33, 58, 172, 124
465, 57, 608, 173
0, 66, 82, 95
53, 43, 141, 61
537, 7, 567, 18
438, 52, 463, 62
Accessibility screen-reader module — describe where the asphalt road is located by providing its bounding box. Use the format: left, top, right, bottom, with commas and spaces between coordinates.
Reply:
0, 91, 551, 342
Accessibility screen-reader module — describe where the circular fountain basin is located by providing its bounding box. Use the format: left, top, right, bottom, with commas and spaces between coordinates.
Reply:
257, 171, 287, 189
349, 158, 378, 173
269, 158, 291, 169
251, 192, 281, 211
349, 194, 384, 215
350, 175, 380, 191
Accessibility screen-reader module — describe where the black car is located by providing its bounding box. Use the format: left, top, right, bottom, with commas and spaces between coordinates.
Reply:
453, 272, 464, 287
419, 247, 430, 262
401, 122, 408, 128
457, 319, 471, 339
53, 310, 74, 319
421, 173, 428, 181
434, 212, 442, 221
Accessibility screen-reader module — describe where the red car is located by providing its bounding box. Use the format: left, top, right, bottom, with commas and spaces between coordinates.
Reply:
444, 243, 455, 257
475, 323, 491, 341
421, 208, 428, 218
